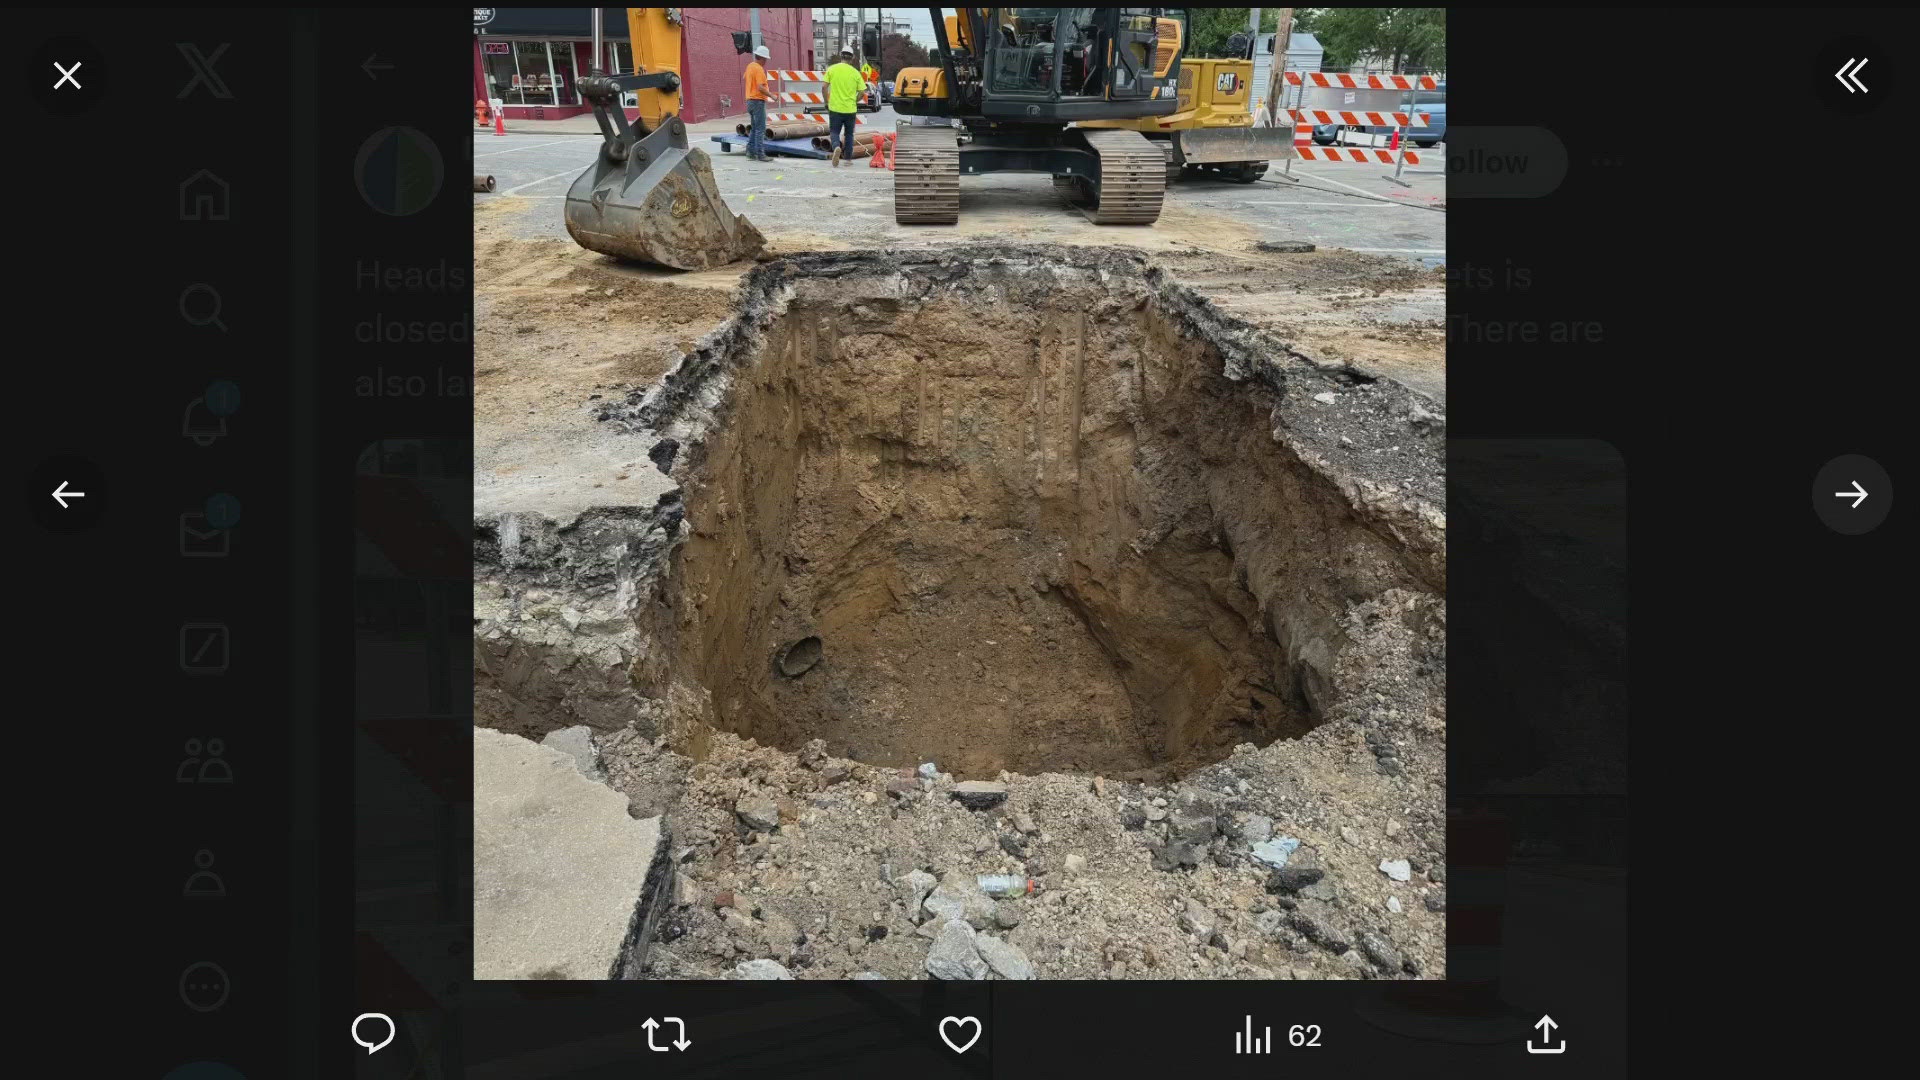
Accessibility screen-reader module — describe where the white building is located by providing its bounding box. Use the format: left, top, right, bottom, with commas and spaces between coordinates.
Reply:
811, 9, 908, 62
1251, 31, 1324, 112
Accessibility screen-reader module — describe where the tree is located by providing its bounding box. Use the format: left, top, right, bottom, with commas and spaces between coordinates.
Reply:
877, 32, 928, 81
1295, 8, 1445, 74
1184, 8, 1284, 60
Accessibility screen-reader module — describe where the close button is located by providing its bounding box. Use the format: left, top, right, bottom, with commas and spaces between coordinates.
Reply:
1812, 454, 1891, 535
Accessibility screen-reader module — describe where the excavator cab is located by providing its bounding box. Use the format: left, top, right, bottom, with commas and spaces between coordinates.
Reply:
563, 9, 764, 270
890, 8, 1186, 224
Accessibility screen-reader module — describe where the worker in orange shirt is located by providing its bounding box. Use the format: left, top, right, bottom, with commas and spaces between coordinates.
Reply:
743, 44, 772, 162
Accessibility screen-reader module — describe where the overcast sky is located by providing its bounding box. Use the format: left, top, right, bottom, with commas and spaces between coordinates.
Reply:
811, 8, 938, 46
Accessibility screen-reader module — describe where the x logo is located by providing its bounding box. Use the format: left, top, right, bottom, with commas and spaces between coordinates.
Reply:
52, 61, 82, 89
177, 42, 232, 99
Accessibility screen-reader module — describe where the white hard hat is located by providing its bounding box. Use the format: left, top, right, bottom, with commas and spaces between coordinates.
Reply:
754, 45, 771, 59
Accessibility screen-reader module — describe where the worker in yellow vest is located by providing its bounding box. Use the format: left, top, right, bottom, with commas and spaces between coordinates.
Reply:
824, 48, 864, 166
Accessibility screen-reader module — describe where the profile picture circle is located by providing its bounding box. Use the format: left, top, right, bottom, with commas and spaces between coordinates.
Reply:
354, 125, 444, 216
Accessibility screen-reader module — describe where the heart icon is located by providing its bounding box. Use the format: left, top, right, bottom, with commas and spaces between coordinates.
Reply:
938, 1015, 981, 1054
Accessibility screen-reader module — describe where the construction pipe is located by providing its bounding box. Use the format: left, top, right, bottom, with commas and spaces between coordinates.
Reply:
812, 131, 880, 152
767, 120, 829, 140
737, 121, 830, 140
474, 174, 496, 193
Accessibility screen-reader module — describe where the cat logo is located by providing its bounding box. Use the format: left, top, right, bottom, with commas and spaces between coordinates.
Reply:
1216, 72, 1240, 92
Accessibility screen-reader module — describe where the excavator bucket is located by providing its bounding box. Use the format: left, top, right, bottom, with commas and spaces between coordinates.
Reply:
1176, 125, 1298, 165
564, 115, 765, 271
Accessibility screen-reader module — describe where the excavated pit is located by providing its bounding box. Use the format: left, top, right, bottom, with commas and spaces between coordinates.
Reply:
594, 247, 1445, 782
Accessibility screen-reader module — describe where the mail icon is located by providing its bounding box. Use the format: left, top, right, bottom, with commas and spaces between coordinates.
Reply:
179, 511, 229, 557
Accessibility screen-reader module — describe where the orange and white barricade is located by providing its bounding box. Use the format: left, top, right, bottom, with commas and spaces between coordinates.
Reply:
1278, 71, 1437, 182
767, 69, 865, 125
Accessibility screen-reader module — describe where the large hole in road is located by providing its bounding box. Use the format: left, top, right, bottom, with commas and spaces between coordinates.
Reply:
628, 250, 1435, 782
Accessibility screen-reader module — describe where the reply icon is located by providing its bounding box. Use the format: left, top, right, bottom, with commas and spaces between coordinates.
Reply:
351, 1013, 395, 1055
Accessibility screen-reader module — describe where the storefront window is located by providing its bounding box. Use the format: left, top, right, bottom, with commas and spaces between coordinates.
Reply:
513, 40, 555, 105
483, 37, 623, 109
480, 39, 517, 103
549, 41, 579, 105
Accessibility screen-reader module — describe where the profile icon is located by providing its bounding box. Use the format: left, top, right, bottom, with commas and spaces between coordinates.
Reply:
184, 849, 226, 898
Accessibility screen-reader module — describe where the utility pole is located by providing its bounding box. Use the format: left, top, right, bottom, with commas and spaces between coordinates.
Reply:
1264, 8, 1292, 130
749, 8, 762, 52
856, 8, 865, 64
839, 8, 845, 55
1248, 9, 1261, 59
590, 7, 603, 75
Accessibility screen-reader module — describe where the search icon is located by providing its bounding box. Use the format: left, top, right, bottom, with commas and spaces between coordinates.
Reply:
350, 1012, 395, 1055
179, 283, 227, 331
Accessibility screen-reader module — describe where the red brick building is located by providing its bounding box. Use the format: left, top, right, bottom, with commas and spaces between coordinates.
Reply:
474, 7, 815, 124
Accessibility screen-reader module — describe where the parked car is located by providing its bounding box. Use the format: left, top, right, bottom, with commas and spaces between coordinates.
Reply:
880, 79, 895, 104
1312, 81, 1445, 147
1405, 84, 1446, 146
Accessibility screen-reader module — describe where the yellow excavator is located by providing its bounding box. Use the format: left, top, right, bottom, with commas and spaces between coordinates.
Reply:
891, 8, 1186, 224
1081, 30, 1290, 184
564, 9, 765, 270
888, 8, 1293, 224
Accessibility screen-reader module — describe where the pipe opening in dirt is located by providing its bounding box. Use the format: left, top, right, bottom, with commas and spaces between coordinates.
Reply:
628, 251, 1433, 782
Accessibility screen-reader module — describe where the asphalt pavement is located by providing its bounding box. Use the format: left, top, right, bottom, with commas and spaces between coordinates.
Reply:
474, 106, 1445, 262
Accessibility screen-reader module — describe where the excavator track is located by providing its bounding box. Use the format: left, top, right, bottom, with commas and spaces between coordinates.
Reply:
1074, 129, 1166, 225
1159, 139, 1184, 184
893, 126, 960, 225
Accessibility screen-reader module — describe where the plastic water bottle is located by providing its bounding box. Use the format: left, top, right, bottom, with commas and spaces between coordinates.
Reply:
976, 874, 1037, 899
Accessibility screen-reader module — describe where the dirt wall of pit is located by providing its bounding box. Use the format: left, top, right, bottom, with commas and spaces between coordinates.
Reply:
475, 249, 1442, 769
469, 247, 1444, 781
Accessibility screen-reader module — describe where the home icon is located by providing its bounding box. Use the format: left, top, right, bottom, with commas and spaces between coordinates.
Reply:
179, 169, 229, 220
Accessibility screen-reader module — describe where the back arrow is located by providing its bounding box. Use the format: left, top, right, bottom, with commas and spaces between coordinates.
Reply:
52, 480, 86, 508
1834, 480, 1868, 508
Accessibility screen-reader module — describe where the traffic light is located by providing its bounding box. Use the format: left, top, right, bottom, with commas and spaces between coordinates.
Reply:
731, 30, 752, 55
862, 27, 880, 59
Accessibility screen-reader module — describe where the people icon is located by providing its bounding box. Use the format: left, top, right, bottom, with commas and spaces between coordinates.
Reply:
184, 849, 226, 898
177, 738, 233, 783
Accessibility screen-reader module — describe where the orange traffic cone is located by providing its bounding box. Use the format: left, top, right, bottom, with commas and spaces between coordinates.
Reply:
494, 107, 507, 137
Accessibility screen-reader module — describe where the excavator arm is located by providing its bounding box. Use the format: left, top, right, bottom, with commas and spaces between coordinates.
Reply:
563, 8, 765, 270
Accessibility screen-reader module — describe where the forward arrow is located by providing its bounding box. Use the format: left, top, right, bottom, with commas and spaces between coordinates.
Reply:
1834, 480, 1868, 508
